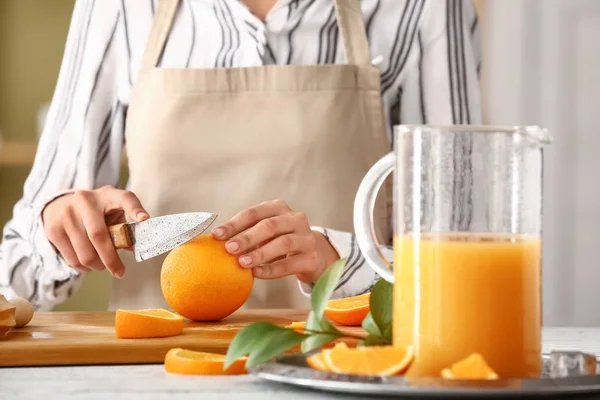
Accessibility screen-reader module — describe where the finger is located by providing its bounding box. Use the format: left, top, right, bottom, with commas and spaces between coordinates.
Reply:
252, 253, 317, 280
103, 187, 149, 222
78, 197, 126, 278
224, 214, 299, 255
45, 224, 84, 270
237, 233, 314, 268
212, 199, 291, 240
72, 265, 93, 274
63, 209, 104, 272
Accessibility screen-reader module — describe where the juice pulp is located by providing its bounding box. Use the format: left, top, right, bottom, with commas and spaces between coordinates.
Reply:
393, 233, 542, 378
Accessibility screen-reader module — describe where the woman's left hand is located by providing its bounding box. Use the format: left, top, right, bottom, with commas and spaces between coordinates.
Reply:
211, 199, 339, 283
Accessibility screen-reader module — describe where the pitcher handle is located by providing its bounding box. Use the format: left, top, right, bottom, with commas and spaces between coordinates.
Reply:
353, 152, 395, 283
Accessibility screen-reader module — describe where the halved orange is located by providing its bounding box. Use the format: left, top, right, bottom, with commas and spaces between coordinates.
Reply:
164, 348, 247, 375
284, 321, 306, 334
115, 309, 184, 339
322, 345, 413, 376
441, 353, 499, 380
323, 293, 370, 326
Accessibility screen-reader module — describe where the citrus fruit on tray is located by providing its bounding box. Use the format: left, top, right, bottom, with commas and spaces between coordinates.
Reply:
250, 353, 600, 398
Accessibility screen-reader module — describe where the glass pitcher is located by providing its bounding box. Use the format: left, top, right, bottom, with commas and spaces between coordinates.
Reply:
354, 125, 552, 378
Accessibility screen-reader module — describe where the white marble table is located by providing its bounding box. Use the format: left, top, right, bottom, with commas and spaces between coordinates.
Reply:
1, 327, 599, 400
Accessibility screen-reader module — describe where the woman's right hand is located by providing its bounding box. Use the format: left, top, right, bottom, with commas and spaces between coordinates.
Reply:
41, 186, 149, 278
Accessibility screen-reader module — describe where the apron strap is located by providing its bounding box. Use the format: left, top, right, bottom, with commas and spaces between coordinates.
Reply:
140, 0, 371, 71
334, 0, 372, 66
139, 0, 181, 72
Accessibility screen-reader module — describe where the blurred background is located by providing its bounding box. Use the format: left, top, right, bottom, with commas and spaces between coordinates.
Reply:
0, 0, 598, 325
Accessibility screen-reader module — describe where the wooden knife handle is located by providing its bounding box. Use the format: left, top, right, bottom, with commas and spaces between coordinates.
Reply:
108, 223, 132, 249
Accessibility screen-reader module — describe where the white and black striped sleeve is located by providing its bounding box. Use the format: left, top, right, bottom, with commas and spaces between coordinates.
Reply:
0, 0, 126, 311
306, 0, 482, 298
301, 227, 394, 299
406, 0, 482, 125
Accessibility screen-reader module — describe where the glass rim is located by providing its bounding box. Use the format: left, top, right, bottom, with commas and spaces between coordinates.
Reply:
393, 124, 552, 144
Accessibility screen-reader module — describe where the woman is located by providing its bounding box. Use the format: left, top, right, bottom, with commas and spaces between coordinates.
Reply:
0, 0, 481, 311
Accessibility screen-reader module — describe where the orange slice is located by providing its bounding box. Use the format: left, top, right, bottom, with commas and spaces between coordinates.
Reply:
306, 342, 348, 372
306, 352, 329, 372
323, 293, 370, 326
323, 345, 414, 376
441, 353, 499, 380
115, 309, 184, 339
164, 348, 247, 375
284, 321, 306, 334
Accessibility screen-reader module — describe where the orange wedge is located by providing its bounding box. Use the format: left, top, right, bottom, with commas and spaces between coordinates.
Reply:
284, 321, 306, 334
441, 353, 499, 380
322, 345, 414, 376
115, 309, 184, 339
164, 348, 247, 375
306, 352, 329, 372
306, 342, 348, 372
323, 293, 370, 326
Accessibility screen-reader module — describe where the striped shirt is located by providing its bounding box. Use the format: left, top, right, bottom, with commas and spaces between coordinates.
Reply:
0, 0, 481, 310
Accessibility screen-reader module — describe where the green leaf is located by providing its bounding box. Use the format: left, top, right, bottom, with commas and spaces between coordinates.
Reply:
370, 279, 393, 342
301, 311, 342, 353
225, 322, 288, 369
302, 333, 339, 353
245, 328, 306, 368
310, 258, 346, 319
304, 310, 343, 335
224, 258, 392, 370
382, 324, 393, 343
361, 312, 382, 337
358, 334, 390, 347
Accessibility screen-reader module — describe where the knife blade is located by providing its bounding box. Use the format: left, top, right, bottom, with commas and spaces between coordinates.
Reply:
108, 212, 217, 262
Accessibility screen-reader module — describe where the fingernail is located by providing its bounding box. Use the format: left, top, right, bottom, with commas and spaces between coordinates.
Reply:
225, 241, 239, 254
136, 212, 149, 221
115, 270, 124, 279
255, 267, 263, 275
212, 228, 225, 238
239, 255, 252, 267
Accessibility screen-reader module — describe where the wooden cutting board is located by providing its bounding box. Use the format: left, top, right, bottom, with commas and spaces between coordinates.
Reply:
0, 310, 364, 367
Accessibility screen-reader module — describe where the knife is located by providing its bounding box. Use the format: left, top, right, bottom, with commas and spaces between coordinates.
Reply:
108, 212, 218, 262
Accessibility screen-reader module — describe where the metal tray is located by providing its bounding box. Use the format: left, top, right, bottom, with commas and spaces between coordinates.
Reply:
251, 353, 600, 398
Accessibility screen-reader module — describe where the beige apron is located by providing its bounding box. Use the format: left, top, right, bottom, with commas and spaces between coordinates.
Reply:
109, 0, 390, 311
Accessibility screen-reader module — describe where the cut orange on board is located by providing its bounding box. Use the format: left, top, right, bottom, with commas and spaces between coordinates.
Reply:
115, 309, 184, 339
441, 353, 499, 380
322, 345, 414, 376
164, 348, 247, 375
284, 321, 306, 334
323, 293, 370, 326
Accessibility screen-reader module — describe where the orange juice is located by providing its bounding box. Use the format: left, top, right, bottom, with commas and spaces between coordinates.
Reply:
393, 233, 542, 378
